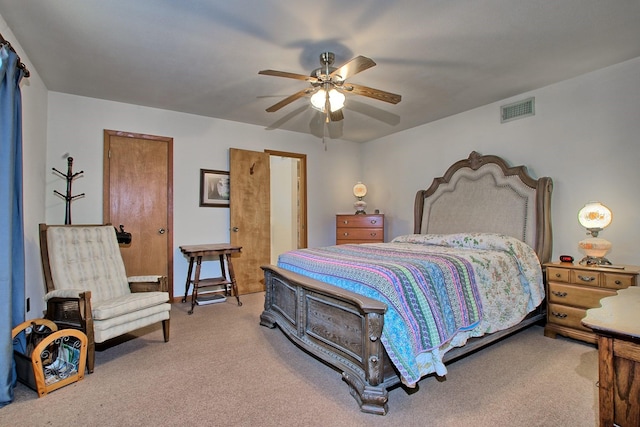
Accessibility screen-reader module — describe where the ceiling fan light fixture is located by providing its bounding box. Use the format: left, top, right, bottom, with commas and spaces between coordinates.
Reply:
310, 88, 345, 113
259, 52, 400, 123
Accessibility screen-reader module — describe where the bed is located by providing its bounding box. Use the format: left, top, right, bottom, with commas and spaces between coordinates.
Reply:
260, 151, 553, 415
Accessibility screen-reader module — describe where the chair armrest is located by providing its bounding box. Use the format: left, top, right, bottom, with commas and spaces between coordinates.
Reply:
128, 275, 168, 293
44, 291, 93, 334
44, 289, 86, 301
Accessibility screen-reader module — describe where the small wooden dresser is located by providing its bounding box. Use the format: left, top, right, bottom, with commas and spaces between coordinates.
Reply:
543, 262, 640, 344
336, 214, 384, 245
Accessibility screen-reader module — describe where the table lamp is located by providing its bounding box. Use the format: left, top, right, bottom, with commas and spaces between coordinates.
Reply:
577, 201, 613, 265
353, 182, 367, 214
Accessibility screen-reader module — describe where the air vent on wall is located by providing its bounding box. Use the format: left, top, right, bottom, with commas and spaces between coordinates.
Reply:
500, 97, 535, 123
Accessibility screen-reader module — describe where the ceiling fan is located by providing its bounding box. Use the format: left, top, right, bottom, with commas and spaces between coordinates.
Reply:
259, 52, 401, 123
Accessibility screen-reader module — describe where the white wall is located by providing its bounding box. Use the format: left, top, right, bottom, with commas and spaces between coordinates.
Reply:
363, 57, 640, 265
46, 93, 362, 297
1, 14, 49, 318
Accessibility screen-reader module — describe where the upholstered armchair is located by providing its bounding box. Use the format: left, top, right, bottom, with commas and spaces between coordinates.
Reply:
39, 224, 171, 373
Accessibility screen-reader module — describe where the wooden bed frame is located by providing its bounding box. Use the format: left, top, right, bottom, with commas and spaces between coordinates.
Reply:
260, 151, 553, 415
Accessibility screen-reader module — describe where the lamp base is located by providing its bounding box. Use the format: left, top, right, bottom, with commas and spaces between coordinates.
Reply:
354, 199, 367, 215
579, 256, 612, 266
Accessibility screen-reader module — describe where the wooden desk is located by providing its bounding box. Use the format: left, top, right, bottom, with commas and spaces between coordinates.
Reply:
180, 244, 242, 314
582, 287, 640, 427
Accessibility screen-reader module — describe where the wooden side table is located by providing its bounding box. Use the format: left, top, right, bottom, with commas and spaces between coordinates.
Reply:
582, 287, 640, 427
180, 244, 242, 314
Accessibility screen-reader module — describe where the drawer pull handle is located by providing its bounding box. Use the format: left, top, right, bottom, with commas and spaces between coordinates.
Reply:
551, 311, 568, 319
343, 220, 348, 224
554, 273, 561, 278
370, 220, 377, 224
614, 280, 622, 285
577, 275, 595, 282
551, 291, 567, 297
370, 233, 377, 237
343, 232, 349, 236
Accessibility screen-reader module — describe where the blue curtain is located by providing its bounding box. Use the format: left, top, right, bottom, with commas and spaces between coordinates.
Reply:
0, 44, 26, 407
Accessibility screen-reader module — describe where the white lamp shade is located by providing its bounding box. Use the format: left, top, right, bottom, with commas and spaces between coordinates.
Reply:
328, 89, 345, 111
353, 182, 367, 198
310, 89, 325, 111
310, 88, 345, 113
578, 202, 612, 230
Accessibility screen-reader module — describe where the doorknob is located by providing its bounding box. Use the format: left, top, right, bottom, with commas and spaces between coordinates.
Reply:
158, 228, 166, 234
232, 227, 239, 232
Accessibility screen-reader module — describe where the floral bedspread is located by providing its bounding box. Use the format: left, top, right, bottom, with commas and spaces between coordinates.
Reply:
277, 233, 544, 387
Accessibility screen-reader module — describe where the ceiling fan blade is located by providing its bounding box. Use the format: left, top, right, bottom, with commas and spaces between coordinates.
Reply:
329, 109, 344, 122
265, 89, 312, 112
309, 112, 344, 139
330, 55, 376, 81
344, 83, 402, 104
327, 120, 344, 139
259, 69, 318, 83
265, 105, 308, 131
346, 99, 400, 126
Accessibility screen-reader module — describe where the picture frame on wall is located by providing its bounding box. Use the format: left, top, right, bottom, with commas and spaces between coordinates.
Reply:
200, 169, 230, 207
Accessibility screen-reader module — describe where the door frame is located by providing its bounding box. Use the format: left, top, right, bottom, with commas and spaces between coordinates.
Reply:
265, 149, 307, 250
103, 129, 174, 296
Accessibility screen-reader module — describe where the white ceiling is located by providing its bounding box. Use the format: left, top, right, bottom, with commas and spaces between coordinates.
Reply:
2, 1, 640, 143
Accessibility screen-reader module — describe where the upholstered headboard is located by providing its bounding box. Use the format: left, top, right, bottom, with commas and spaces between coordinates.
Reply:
414, 151, 553, 263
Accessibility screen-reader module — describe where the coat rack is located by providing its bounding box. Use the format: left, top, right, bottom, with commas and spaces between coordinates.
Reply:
53, 157, 84, 224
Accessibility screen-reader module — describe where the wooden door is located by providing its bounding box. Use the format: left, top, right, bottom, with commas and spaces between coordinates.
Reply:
103, 130, 174, 295
229, 148, 270, 294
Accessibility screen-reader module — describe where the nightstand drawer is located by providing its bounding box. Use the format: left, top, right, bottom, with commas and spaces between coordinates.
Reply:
336, 228, 382, 241
547, 267, 570, 283
571, 269, 601, 287
603, 272, 635, 290
548, 303, 591, 332
336, 215, 383, 228
548, 282, 616, 308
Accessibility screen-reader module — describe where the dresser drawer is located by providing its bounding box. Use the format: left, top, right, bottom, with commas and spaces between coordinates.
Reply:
336, 228, 383, 241
570, 269, 601, 287
603, 272, 635, 290
547, 267, 570, 283
548, 303, 591, 332
548, 282, 616, 309
336, 214, 383, 228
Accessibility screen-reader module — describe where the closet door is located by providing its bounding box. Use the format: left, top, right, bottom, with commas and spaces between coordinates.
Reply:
103, 130, 174, 295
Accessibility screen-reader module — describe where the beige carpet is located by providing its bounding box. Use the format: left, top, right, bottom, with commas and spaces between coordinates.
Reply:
2, 292, 599, 426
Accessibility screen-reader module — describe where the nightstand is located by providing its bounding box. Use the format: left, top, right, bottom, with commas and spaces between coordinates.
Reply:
336, 214, 384, 245
543, 262, 640, 344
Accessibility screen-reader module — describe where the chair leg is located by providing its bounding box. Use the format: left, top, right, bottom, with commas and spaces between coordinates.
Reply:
86, 341, 95, 374
162, 319, 170, 342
